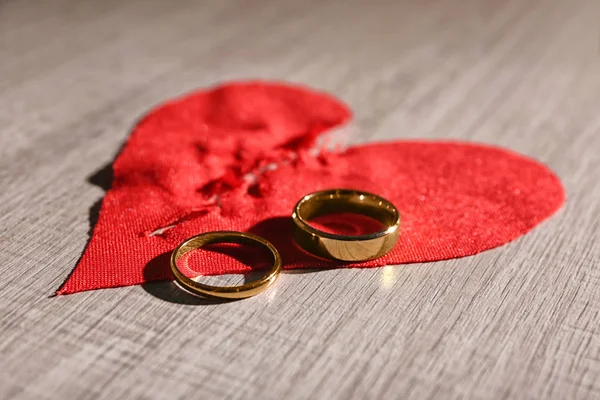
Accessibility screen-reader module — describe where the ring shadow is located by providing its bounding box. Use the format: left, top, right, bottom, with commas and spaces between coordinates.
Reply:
141, 246, 270, 306
140, 216, 341, 305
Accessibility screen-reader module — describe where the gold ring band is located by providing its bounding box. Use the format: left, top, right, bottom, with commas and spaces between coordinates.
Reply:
170, 231, 282, 299
292, 189, 400, 261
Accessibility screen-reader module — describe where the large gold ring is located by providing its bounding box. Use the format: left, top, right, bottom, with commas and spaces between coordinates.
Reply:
170, 231, 282, 299
292, 189, 400, 261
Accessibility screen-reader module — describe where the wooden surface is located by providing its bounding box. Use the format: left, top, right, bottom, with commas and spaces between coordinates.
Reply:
1, 0, 599, 399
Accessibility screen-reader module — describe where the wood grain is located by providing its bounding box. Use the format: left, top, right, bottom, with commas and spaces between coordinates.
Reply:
1, 0, 599, 399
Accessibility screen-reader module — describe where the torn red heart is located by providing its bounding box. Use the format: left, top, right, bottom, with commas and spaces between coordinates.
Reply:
57, 81, 565, 295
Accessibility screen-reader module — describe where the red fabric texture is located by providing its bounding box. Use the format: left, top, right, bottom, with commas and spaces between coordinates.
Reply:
57, 81, 565, 295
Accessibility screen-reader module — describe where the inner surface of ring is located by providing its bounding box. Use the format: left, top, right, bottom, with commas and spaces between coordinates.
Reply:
297, 192, 398, 236
174, 234, 275, 265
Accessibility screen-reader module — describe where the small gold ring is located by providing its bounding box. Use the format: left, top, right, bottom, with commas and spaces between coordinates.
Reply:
292, 189, 400, 261
170, 231, 282, 299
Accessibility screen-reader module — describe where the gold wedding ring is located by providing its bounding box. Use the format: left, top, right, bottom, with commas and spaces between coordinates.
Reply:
292, 189, 400, 261
170, 231, 282, 299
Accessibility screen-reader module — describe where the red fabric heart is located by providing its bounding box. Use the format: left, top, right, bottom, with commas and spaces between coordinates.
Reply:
57, 81, 565, 295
